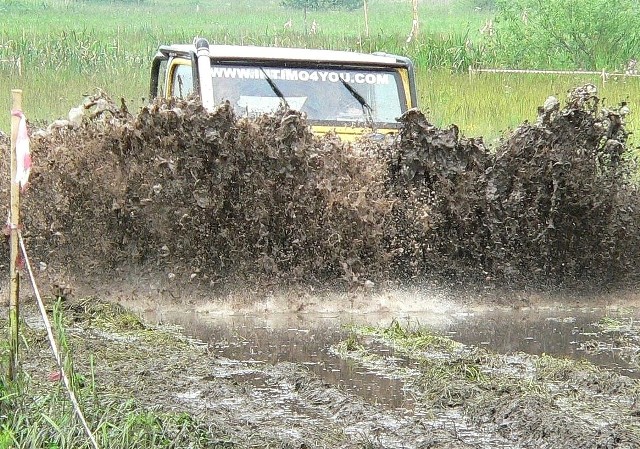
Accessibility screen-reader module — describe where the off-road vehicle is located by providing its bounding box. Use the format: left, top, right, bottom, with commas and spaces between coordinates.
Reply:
150, 38, 417, 140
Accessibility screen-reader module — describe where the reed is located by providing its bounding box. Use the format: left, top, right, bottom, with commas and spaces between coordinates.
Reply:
423, 69, 640, 145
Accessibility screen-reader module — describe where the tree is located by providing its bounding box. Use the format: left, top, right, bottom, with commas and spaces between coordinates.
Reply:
491, 0, 640, 69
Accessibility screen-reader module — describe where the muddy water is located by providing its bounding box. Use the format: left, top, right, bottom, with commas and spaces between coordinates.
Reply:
143, 311, 419, 409
141, 299, 640, 411
443, 306, 639, 377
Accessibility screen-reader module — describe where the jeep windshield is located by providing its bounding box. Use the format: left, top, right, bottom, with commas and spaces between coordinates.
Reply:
209, 64, 407, 128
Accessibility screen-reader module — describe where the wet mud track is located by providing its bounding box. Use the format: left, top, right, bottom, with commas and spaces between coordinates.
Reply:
6, 291, 640, 448
12, 298, 484, 448
130, 296, 640, 449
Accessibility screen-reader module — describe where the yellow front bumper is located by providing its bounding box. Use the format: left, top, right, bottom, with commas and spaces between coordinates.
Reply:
310, 125, 399, 142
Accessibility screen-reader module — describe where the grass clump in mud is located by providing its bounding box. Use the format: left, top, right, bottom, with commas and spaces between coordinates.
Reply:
365, 318, 456, 353
60, 297, 146, 332
341, 320, 485, 407
586, 314, 640, 370
534, 353, 596, 382
414, 356, 489, 408
598, 315, 636, 333
341, 320, 640, 448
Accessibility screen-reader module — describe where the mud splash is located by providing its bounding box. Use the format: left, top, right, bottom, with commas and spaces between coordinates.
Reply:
0, 85, 638, 293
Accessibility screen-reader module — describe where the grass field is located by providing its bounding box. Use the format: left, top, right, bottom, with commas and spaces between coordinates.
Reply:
1, 0, 639, 146
422, 70, 640, 145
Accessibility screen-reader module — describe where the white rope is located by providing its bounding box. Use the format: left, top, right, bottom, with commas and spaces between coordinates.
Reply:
18, 231, 100, 449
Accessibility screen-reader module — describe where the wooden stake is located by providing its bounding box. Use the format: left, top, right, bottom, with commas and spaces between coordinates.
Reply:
406, 0, 419, 43
363, 0, 369, 38
8, 89, 22, 381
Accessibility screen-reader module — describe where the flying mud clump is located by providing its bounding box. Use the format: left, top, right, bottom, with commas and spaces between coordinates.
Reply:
0, 85, 638, 291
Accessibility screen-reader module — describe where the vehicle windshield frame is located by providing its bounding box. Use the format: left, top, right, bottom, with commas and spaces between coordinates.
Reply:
208, 61, 408, 128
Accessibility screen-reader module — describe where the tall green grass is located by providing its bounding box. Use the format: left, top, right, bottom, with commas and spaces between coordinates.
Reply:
422, 69, 640, 145
0, 0, 487, 127
1, 0, 489, 38
1, 0, 639, 147
2, 393, 225, 448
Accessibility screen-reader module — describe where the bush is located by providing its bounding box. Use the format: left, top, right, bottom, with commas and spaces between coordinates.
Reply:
490, 0, 640, 69
281, 0, 363, 11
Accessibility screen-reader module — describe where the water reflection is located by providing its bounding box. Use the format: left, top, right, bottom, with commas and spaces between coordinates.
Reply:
141, 304, 639, 411
144, 311, 417, 409
438, 307, 638, 376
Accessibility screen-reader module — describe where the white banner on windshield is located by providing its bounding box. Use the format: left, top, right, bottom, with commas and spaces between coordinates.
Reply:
211, 66, 390, 85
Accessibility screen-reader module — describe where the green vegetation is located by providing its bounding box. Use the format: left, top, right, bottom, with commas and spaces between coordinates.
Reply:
598, 315, 635, 333
281, 0, 364, 10
0, 2, 480, 129
1, 0, 640, 145
0, 300, 228, 449
1, 387, 222, 449
377, 318, 456, 352
493, 0, 640, 69
423, 69, 640, 145
534, 353, 595, 381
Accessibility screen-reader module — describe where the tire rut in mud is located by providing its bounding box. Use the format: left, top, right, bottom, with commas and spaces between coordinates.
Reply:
12, 299, 480, 448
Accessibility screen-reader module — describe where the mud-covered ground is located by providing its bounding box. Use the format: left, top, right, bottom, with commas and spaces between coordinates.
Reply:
5, 293, 640, 449
3, 85, 640, 447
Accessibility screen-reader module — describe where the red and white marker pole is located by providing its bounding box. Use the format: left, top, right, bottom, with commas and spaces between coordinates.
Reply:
8, 88, 23, 381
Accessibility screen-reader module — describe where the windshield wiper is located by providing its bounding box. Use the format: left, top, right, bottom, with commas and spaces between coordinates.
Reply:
260, 67, 289, 109
339, 77, 376, 131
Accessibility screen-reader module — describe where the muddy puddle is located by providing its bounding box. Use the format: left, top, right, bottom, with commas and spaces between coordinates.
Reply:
139, 298, 640, 412
442, 306, 640, 377
141, 310, 418, 409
